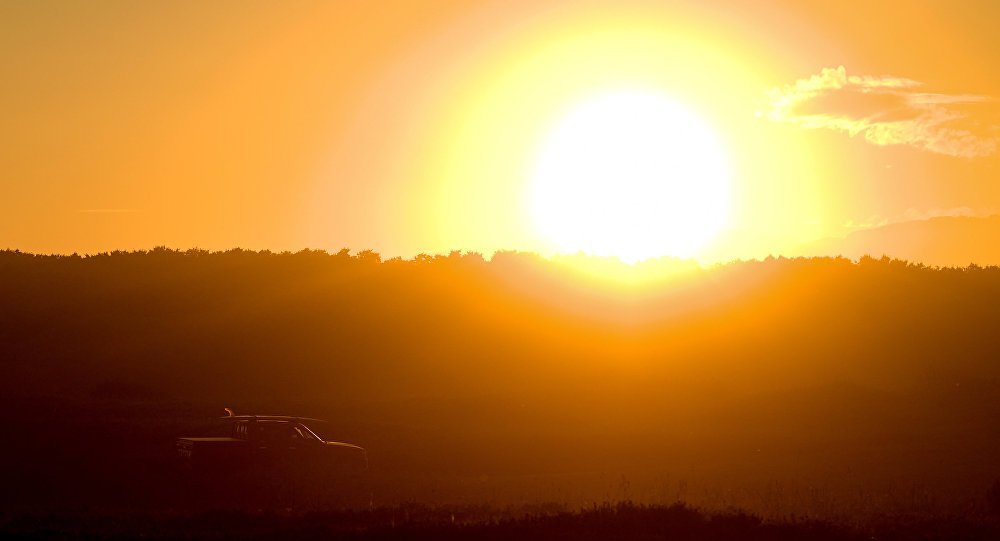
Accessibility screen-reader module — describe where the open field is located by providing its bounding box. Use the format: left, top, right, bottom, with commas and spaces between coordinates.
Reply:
2, 250, 1000, 538
4, 502, 1000, 541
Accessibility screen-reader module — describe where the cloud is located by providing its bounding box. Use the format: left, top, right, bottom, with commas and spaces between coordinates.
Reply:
844, 206, 994, 231
766, 66, 999, 158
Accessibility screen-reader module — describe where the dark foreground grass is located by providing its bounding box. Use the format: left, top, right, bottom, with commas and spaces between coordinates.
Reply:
3, 502, 999, 541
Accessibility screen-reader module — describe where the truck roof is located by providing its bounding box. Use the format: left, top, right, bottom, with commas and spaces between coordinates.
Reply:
221, 415, 327, 423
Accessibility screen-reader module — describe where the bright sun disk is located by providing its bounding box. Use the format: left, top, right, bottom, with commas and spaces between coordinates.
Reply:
529, 90, 731, 262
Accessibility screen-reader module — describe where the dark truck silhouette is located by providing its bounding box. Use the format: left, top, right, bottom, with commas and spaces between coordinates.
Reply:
176, 410, 368, 475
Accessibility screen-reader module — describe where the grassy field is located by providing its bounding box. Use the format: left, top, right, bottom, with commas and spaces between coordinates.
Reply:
3, 502, 1000, 541
3, 251, 1000, 539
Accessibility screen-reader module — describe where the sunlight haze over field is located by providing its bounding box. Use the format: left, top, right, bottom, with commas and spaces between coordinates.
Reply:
4, 2, 1000, 537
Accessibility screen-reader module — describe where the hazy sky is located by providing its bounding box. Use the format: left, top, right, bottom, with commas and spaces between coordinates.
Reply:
2, 0, 998, 260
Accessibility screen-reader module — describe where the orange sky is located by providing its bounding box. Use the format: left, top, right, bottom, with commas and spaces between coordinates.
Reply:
2, 0, 998, 261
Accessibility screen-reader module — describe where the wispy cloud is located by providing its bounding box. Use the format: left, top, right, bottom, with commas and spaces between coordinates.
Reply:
844, 206, 994, 231
766, 66, 999, 158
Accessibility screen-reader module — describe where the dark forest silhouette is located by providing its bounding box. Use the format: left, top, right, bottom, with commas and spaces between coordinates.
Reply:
1, 248, 999, 521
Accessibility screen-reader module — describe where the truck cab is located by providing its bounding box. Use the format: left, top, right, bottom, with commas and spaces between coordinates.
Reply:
176, 413, 368, 474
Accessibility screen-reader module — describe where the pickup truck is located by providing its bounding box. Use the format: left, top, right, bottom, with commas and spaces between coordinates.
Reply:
176, 411, 368, 474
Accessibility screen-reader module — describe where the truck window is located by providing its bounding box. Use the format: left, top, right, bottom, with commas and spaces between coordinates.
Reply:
256, 421, 294, 446
291, 424, 320, 443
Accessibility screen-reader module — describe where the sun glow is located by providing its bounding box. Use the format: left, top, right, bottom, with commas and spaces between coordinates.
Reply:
529, 90, 732, 263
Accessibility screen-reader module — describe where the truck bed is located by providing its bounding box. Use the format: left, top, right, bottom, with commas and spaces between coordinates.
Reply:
176, 437, 248, 468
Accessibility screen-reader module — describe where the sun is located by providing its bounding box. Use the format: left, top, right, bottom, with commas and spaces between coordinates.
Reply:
529, 89, 731, 262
